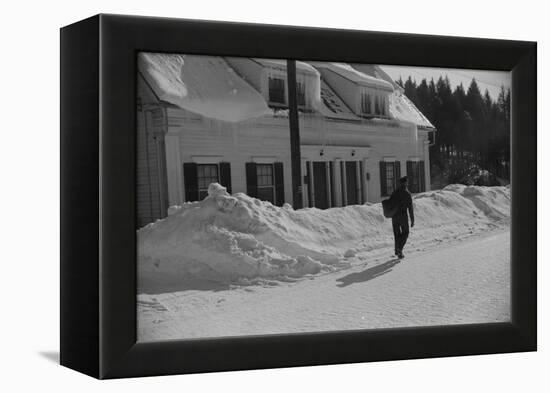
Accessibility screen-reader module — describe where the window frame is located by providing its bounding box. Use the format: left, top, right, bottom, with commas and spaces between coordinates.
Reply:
385, 162, 396, 196
196, 163, 220, 200
255, 163, 276, 204
361, 92, 372, 115
268, 76, 286, 105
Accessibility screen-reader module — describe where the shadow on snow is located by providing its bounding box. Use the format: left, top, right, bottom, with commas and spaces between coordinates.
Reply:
336, 258, 401, 288
138, 277, 231, 295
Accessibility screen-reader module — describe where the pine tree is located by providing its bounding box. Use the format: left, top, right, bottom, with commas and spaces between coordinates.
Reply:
397, 76, 404, 88
399, 74, 510, 184
465, 79, 484, 121
404, 76, 418, 105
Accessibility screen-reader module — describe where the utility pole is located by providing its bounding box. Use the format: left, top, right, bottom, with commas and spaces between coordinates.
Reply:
286, 60, 303, 209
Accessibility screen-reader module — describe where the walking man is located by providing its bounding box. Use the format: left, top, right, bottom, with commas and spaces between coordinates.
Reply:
390, 176, 415, 259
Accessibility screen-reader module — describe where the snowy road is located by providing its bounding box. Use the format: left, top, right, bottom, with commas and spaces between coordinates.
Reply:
138, 229, 510, 341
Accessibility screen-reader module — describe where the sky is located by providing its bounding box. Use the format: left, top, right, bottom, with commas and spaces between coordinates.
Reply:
380, 65, 511, 101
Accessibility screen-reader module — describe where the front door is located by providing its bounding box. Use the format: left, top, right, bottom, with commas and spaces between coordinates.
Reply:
345, 161, 358, 205
313, 161, 329, 209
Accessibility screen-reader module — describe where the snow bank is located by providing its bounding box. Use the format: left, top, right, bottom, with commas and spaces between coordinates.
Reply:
138, 184, 344, 286
138, 183, 509, 287
414, 184, 510, 229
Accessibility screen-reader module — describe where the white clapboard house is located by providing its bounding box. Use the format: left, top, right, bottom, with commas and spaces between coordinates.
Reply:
136, 53, 435, 228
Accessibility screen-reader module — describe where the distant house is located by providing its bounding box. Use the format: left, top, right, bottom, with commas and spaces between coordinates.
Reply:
136, 53, 435, 228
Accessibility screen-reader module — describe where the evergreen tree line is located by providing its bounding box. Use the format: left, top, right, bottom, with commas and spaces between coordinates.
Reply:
397, 76, 511, 186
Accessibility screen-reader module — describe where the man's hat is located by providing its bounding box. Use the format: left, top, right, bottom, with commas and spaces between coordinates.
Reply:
399, 176, 408, 184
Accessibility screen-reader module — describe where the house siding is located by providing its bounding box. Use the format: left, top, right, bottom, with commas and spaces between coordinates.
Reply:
165, 110, 294, 207
136, 76, 169, 228
162, 109, 429, 211
136, 107, 169, 228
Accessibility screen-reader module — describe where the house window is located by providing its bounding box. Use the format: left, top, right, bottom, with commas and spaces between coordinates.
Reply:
380, 161, 401, 197
297, 81, 306, 107
246, 162, 285, 206
183, 162, 232, 202
268, 77, 286, 104
256, 164, 275, 204
361, 93, 372, 114
385, 163, 395, 195
197, 164, 219, 200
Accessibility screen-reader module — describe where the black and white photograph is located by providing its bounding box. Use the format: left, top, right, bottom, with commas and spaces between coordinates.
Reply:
2, 0, 544, 389
136, 53, 512, 341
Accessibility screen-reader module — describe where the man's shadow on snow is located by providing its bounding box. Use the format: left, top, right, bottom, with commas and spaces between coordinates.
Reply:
336, 258, 401, 288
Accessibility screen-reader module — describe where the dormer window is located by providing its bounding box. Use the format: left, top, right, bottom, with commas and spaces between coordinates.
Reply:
361, 92, 372, 114
374, 95, 381, 114
361, 90, 388, 117
225, 59, 319, 110
268, 77, 286, 104
311, 63, 393, 119
268, 77, 307, 108
383, 96, 388, 115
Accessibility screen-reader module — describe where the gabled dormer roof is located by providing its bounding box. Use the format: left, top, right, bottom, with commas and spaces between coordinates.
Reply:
351, 64, 403, 91
311, 62, 394, 92
250, 58, 319, 76
350, 64, 435, 129
225, 57, 322, 110
308, 62, 394, 119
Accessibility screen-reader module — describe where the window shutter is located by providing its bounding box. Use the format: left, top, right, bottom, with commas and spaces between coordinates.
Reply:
379, 161, 387, 197
274, 162, 285, 207
406, 161, 413, 192
329, 161, 336, 206
307, 161, 314, 208
219, 162, 232, 194
394, 161, 401, 190
359, 161, 364, 203
419, 160, 426, 192
183, 162, 198, 202
245, 162, 258, 198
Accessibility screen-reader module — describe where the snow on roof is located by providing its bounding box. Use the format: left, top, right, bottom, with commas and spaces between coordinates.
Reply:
252, 58, 319, 76
138, 53, 270, 122
241, 58, 322, 112
310, 62, 394, 92
351, 64, 435, 129
318, 80, 361, 121
138, 53, 433, 128
351, 64, 403, 91
389, 91, 435, 129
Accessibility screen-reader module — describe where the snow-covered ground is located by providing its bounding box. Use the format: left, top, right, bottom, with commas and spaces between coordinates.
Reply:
137, 184, 510, 341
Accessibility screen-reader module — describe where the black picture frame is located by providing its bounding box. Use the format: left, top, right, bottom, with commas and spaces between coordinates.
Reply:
60, 14, 536, 379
